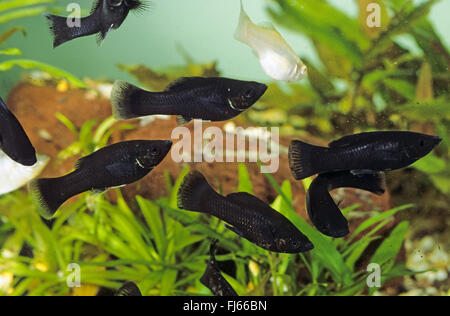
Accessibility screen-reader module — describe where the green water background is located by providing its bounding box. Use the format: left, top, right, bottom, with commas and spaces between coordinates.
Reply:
1, 0, 449, 94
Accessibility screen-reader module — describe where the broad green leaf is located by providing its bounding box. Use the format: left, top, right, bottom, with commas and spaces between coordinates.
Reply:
0, 0, 53, 12
237, 163, 253, 194
0, 6, 48, 23
411, 153, 446, 174
370, 221, 409, 268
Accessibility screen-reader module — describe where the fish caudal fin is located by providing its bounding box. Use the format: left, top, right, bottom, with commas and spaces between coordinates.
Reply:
46, 14, 74, 48
288, 140, 323, 180
28, 178, 67, 219
111, 81, 142, 120
177, 171, 217, 213
234, 0, 251, 43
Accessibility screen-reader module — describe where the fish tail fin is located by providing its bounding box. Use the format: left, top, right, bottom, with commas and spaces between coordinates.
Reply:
234, 0, 252, 43
289, 140, 325, 180
111, 81, 144, 120
177, 171, 217, 212
45, 14, 74, 48
28, 178, 67, 219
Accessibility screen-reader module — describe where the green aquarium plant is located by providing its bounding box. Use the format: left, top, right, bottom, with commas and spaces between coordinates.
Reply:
0, 164, 418, 296
0, 0, 86, 88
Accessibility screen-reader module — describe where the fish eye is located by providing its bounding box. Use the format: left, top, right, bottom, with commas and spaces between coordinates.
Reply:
109, 0, 123, 6
226, 88, 232, 94
151, 147, 160, 155
419, 140, 425, 147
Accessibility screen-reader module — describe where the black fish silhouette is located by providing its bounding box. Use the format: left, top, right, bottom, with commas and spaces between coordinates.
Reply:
115, 282, 142, 296
306, 171, 386, 238
178, 171, 313, 253
29, 140, 172, 219
111, 77, 267, 125
200, 241, 238, 297
46, 0, 148, 47
0, 96, 36, 166
289, 131, 442, 180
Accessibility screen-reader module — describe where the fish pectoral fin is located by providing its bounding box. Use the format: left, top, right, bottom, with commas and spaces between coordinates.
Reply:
176, 115, 192, 125
96, 25, 113, 46
350, 169, 377, 176
225, 224, 245, 238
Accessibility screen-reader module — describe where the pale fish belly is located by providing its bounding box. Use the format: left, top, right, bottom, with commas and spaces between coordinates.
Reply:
0, 152, 49, 195
258, 49, 299, 81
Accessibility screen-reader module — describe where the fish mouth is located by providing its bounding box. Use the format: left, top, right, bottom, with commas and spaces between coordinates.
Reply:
433, 136, 443, 145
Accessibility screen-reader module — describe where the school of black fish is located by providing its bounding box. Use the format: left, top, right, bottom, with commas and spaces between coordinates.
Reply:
0, 0, 443, 297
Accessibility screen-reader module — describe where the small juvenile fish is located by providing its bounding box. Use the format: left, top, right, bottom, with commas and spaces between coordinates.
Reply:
0, 152, 49, 195
0, 96, 37, 166
115, 282, 142, 296
200, 241, 238, 297
234, 0, 307, 82
29, 140, 172, 219
306, 171, 386, 238
46, 0, 148, 48
111, 77, 267, 125
289, 131, 442, 180
177, 171, 313, 253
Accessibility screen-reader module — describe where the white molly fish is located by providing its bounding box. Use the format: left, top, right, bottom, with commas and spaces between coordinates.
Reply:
234, 0, 307, 82
0, 152, 49, 195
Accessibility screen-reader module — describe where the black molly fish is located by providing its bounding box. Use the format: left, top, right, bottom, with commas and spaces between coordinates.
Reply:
177, 171, 313, 253
29, 140, 172, 219
46, 0, 148, 48
115, 282, 142, 296
306, 171, 386, 238
200, 240, 238, 297
0, 96, 36, 166
111, 77, 268, 125
289, 131, 442, 180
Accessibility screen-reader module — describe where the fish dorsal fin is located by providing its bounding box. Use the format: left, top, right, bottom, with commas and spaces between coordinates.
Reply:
165, 77, 209, 92
74, 153, 93, 170
226, 192, 274, 215
90, 0, 102, 14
